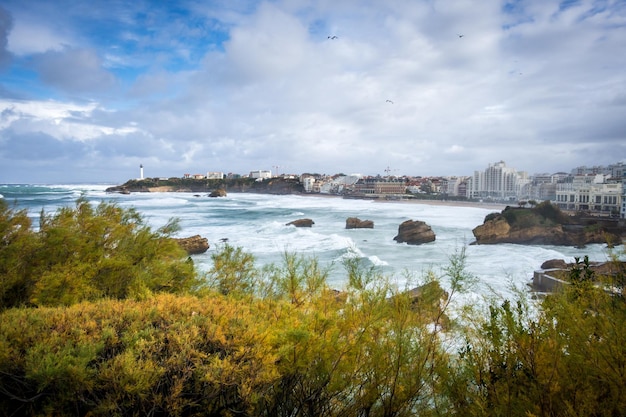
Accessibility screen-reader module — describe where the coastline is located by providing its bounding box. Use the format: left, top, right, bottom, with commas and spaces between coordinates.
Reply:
373, 198, 508, 211
299, 192, 508, 211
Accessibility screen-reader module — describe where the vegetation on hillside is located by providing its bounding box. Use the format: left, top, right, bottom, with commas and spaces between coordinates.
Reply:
496, 200, 571, 227
1, 198, 625, 416
113, 177, 305, 194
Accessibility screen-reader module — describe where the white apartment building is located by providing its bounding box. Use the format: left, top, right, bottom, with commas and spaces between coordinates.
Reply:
249, 170, 272, 179
206, 171, 224, 179
620, 171, 626, 219
301, 176, 315, 192
467, 161, 529, 201
555, 174, 622, 215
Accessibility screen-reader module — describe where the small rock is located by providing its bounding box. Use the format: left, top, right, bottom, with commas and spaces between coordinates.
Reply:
286, 218, 315, 227
174, 235, 210, 255
346, 217, 374, 229
209, 189, 227, 197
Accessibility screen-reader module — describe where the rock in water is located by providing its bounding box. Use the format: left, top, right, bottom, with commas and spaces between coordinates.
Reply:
209, 189, 227, 197
174, 235, 210, 255
346, 217, 374, 229
393, 220, 436, 245
286, 218, 315, 227
472, 204, 624, 246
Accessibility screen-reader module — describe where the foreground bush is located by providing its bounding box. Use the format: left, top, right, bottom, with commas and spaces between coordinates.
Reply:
2, 196, 625, 416
2, 246, 624, 416
0, 198, 201, 309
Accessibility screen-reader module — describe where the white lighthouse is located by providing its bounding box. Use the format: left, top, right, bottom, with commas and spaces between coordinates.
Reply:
140, 164, 144, 180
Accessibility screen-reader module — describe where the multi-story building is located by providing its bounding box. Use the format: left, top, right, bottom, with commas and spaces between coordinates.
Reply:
206, 171, 224, 179
301, 176, 315, 192
555, 174, 622, 215
520, 172, 567, 202
319, 174, 362, 194
571, 162, 625, 179
350, 178, 406, 197
620, 171, 626, 219
622, 171, 626, 219
249, 170, 272, 179
467, 161, 529, 201
441, 176, 470, 197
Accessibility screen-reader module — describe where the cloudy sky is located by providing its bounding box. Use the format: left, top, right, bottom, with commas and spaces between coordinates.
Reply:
0, 0, 625, 184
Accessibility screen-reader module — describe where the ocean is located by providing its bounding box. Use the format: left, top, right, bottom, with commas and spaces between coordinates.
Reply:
1, 183, 620, 303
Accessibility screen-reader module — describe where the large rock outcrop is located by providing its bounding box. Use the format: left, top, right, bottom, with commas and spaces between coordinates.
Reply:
346, 217, 374, 229
472, 203, 624, 247
286, 218, 315, 227
174, 235, 210, 255
393, 220, 436, 245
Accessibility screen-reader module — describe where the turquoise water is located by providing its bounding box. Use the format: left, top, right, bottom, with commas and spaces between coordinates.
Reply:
2, 183, 621, 302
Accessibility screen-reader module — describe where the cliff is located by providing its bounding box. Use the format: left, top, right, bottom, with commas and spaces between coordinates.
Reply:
472, 202, 625, 247
106, 177, 305, 195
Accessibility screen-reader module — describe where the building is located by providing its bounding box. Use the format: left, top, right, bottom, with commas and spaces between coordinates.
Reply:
249, 170, 272, 179
350, 178, 406, 197
206, 171, 224, 179
555, 174, 622, 215
301, 176, 315, 192
519, 172, 568, 202
467, 161, 529, 201
317, 174, 361, 194
441, 176, 470, 197
571, 162, 625, 180
622, 171, 626, 219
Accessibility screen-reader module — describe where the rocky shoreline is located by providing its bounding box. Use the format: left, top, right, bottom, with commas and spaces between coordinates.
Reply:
108, 179, 625, 249
472, 202, 625, 247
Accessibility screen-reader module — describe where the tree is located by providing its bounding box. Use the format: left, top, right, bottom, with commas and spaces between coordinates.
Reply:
207, 243, 258, 296
0, 200, 40, 309
0, 198, 201, 309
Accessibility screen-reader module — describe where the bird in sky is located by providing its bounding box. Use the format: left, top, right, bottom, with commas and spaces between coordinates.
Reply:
386, 99, 394, 104
328, 35, 338, 39
457, 34, 464, 38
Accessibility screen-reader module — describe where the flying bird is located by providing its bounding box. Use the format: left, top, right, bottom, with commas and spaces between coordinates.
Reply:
386, 100, 394, 104
328, 35, 338, 40
457, 34, 464, 38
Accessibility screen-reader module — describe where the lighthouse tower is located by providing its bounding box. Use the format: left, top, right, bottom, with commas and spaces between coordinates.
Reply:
140, 164, 144, 180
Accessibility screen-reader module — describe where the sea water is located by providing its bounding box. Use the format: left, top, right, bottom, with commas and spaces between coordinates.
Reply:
1, 183, 621, 302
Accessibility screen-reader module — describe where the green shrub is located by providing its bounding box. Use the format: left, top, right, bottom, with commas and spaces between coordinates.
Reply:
0, 198, 201, 310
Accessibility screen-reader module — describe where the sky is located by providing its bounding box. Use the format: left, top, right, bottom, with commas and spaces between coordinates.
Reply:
0, 0, 625, 184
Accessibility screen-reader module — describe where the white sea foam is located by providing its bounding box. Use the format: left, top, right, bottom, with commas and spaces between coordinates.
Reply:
10, 186, 624, 301
368, 255, 389, 266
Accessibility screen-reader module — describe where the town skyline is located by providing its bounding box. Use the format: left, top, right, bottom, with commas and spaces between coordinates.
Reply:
136, 159, 626, 183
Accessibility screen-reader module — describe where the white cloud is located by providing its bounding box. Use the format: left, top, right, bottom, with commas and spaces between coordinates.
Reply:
445, 145, 464, 154
0, 99, 138, 141
7, 19, 72, 55
1, 0, 625, 183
